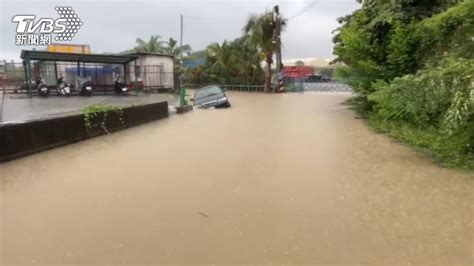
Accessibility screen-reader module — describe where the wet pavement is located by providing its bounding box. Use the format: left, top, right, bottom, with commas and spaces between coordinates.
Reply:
0, 92, 179, 123
0, 91, 473, 265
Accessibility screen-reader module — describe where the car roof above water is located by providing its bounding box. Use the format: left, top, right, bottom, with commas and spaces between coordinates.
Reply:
198, 85, 222, 90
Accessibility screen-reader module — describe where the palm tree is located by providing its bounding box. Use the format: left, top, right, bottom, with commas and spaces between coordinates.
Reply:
134, 35, 166, 53
243, 11, 286, 92
232, 36, 264, 84
162, 37, 192, 59
198, 38, 265, 85
207, 41, 234, 69
205, 41, 234, 83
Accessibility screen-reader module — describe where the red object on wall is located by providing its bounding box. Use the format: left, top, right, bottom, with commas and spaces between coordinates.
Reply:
128, 81, 144, 89
282, 66, 314, 78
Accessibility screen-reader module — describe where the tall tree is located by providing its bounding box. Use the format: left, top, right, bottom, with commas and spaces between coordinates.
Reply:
134, 35, 166, 53
186, 37, 264, 85
332, 0, 461, 97
243, 11, 286, 92
162, 37, 192, 59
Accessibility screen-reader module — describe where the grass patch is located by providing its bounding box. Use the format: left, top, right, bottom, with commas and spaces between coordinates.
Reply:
369, 118, 474, 170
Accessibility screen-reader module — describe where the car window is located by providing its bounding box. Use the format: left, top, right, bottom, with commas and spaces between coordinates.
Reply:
195, 86, 223, 99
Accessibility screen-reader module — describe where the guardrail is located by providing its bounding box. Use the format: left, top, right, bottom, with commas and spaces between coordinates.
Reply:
302, 82, 352, 92
184, 82, 352, 93
184, 84, 265, 92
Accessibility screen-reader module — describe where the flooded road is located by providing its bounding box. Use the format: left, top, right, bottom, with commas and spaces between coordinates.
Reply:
1, 91, 473, 265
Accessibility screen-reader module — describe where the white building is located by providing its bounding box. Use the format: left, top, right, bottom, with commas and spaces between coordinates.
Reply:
128, 52, 175, 89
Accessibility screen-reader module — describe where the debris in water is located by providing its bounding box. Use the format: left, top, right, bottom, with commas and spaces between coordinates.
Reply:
198, 211, 208, 218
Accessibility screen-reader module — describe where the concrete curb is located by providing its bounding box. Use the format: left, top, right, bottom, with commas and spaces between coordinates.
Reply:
175, 105, 193, 114
0, 101, 168, 163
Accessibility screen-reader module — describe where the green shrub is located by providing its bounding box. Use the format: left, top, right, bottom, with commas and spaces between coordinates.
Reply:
369, 58, 474, 168
333, 0, 474, 168
82, 105, 124, 135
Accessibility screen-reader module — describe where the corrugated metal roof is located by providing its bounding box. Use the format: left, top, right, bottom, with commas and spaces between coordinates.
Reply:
20, 50, 138, 64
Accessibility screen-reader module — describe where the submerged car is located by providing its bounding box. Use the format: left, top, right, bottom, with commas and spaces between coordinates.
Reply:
192, 85, 231, 108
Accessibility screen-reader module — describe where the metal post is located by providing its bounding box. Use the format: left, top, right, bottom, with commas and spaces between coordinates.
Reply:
24, 57, 32, 95
54, 61, 58, 82
179, 15, 187, 107
134, 60, 137, 93
123, 64, 127, 85
179, 78, 187, 107
1, 73, 5, 123
179, 63, 187, 107
102, 66, 105, 94
23, 60, 28, 93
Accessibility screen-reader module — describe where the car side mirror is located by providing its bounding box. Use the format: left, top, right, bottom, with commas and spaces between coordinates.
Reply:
223, 88, 227, 92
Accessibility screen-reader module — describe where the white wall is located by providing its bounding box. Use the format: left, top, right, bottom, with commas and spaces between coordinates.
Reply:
130, 55, 174, 89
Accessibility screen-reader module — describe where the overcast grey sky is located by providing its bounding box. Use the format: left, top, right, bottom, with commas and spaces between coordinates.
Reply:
0, 0, 359, 61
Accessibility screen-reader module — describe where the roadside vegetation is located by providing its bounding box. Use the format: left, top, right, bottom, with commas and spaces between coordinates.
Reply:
186, 37, 265, 86
82, 104, 124, 135
333, 0, 473, 169
123, 12, 286, 88
125, 9, 284, 91
187, 10, 286, 91
122, 35, 192, 75
121, 29, 274, 95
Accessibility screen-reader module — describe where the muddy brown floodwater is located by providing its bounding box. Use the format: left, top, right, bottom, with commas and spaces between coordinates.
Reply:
1, 91, 473, 265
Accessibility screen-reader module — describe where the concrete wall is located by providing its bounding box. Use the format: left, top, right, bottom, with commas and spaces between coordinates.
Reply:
0, 101, 168, 163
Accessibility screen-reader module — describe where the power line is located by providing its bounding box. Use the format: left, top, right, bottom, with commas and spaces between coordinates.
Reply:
286, 0, 317, 20
184, 15, 243, 21
285, 0, 318, 21
184, 0, 320, 23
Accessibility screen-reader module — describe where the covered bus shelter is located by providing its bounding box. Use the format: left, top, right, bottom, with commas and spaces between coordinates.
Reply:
20, 50, 139, 94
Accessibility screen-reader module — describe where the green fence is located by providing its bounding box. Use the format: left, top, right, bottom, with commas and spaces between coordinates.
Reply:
184, 84, 265, 92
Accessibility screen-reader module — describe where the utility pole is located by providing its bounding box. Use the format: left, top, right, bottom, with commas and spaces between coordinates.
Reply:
180, 14, 183, 49
273, 5, 283, 93
179, 14, 187, 107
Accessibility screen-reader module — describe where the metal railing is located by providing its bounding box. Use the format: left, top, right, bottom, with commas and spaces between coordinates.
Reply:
185, 82, 352, 93
302, 82, 352, 92
0, 61, 176, 95
184, 84, 265, 92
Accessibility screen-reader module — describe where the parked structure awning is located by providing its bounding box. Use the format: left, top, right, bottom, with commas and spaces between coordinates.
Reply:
21, 50, 138, 64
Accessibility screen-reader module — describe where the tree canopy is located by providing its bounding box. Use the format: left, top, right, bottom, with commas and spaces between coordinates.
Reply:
243, 10, 286, 92
333, 0, 474, 168
186, 8, 286, 88
133, 35, 192, 59
186, 37, 264, 85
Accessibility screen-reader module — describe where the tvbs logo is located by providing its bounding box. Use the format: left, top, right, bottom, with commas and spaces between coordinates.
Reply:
12, 6, 83, 46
